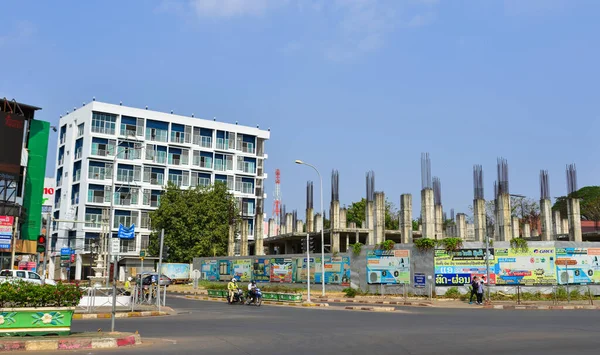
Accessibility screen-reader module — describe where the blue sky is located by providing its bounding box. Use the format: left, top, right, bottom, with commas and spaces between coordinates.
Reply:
1, 0, 599, 220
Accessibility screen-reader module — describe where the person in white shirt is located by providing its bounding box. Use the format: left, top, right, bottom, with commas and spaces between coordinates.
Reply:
247, 280, 257, 301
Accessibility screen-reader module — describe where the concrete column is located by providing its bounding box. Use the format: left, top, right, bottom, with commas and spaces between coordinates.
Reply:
512, 216, 520, 239
497, 193, 512, 241
523, 223, 531, 239
285, 213, 293, 234
345, 234, 349, 251
296, 221, 304, 233
562, 218, 569, 237
255, 215, 264, 256
421, 189, 435, 239
365, 201, 374, 244
540, 199, 552, 241
355, 231, 359, 244
434, 205, 443, 240
473, 199, 486, 242
553, 210, 562, 237
456, 213, 467, 239
339, 208, 347, 230
330, 201, 341, 252
567, 198, 582, 242
228, 224, 235, 256
348, 222, 357, 229
306, 208, 314, 233
268, 218, 275, 238
314, 213, 322, 232
400, 194, 413, 244
75, 254, 83, 281
373, 192, 385, 244
240, 220, 249, 256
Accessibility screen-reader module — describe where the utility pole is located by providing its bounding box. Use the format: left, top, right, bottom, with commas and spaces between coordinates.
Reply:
10, 217, 19, 270
306, 233, 311, 303
157, 229, 164, 311
42, 213, 51, 278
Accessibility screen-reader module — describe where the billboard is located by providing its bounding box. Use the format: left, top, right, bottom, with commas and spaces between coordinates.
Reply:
232, 259, 252, 281
201, 260, 219, 281
270, 258, 294, 283
0, 216, 14, 249
435, 248, 495, 286
295, 256, 351, 285
366, 249, 410, 284
160, 263, 191, 280
494, 248, 556, 285
252, 258, 271, 282
555, 248, 600, 285
0, 111, 25, 182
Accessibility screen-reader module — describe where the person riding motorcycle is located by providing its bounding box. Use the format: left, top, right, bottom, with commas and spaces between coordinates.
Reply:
227, 278, 239, 303
247, 280, 257, 301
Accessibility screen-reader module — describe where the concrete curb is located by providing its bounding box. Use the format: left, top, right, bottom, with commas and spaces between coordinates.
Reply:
484, 304, 600, 310
344, 306, 396, 312
182, 295, 329, 307
73, 311, 169, 320
0, 333, 141, 352
317, 299, 432, 307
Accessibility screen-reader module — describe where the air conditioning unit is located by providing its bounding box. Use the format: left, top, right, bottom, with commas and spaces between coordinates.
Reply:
369, 271, 381, 284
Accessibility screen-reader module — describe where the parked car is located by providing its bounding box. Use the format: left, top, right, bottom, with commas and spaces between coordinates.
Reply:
0, 269, 57, 286
136, 272, 172, 286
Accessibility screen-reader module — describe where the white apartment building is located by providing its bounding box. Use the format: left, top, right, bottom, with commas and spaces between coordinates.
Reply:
51, 101, 269, 281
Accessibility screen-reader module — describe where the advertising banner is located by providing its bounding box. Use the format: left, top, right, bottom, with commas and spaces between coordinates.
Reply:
118, 224, 135, 239
201, 260, 219, 281
160, 263, 191, 280
252, 258, 271, 282
232, 259, 252, 281
0, 111, 25, 182
366, 249, 410, 284
434, 248, 495, 286
295, 256, 351, 285
494, 248, 556, 285
270, 258, 293, 283
0, 216, 14, 249
555, 248, 600, 285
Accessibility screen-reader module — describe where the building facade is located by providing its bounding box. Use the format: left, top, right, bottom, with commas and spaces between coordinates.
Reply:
51, 101, 269, 280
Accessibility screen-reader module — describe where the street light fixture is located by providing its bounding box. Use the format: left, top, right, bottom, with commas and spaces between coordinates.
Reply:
295, 159, 325, 297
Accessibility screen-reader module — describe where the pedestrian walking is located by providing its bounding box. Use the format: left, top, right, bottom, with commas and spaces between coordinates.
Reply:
476, 278, 484, 305
469, 276, 478, 304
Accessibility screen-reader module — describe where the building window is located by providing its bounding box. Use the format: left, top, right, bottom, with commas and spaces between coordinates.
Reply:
85, 208, 103, 228
140, 235, 149, 250
91, 111, 117, 135
77, 123, 85, 137
141, 212, 150, 229
120, 238, 136, 253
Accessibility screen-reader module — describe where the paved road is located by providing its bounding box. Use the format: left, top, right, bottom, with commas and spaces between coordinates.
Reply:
41, 296, 600, 354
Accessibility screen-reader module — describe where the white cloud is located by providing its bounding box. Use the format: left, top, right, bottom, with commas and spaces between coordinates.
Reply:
190, 0, 276, 18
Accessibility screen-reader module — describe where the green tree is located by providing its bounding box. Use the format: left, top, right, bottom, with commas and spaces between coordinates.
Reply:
553, 186, 600, 223
344, 198, 399, 229
148, 181, 238, 263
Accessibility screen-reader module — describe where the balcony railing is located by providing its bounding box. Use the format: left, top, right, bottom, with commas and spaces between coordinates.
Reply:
238, 162, 256, 174
85, 215, 102, 228
146, 129, 168, 142
87, 195, 106, 203
91, 146, 112, 157
241, 184, 254, 194
73, 170, 81, 182
170, 132, 186, 144
88, 167, 111, 180
116, 171, 135, 182
168, 156, 181, 165
150, 199, 160, 207
241, 142, 255, 154
58, 157, 64, 166
214, 160, 225, 171
59, 135, 66, 145
215, 138, 230, 150
120, 127, 137, 136
56, 179, 62, 187
74, 149, 82, 160
92, 126, 115, 135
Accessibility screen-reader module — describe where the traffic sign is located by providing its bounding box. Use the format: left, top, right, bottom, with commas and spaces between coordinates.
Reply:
414, 273, 426, 288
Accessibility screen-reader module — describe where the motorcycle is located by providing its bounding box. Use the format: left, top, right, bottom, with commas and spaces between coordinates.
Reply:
227, 288, 245, 305
246, 288, 262, 306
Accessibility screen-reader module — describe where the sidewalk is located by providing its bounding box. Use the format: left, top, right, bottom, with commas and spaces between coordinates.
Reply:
0, 332, 140, 352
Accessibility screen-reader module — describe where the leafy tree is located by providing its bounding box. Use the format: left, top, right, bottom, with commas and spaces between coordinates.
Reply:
553, 186, 600, 224
412, 219, 420, 231
148, 182, 238, 263
344, 198, 399, 229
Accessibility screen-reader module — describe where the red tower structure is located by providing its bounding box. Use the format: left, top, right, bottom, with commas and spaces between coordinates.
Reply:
272, 169, 281, 234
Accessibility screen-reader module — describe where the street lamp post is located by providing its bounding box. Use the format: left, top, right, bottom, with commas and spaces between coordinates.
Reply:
295, 160, 325, 297
109, 143, 145, 332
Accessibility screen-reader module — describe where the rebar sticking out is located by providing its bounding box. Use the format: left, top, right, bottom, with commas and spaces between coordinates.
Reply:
421, 153, 432, 190
433, 177, 442, 206
497, 158, 509, 195
540, 170, 550, 200
366, 171, 375, 202
306, 181, 314, 210
566, 164, 578, 195
331, 170, 340, 202
473, 165, 484, 200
